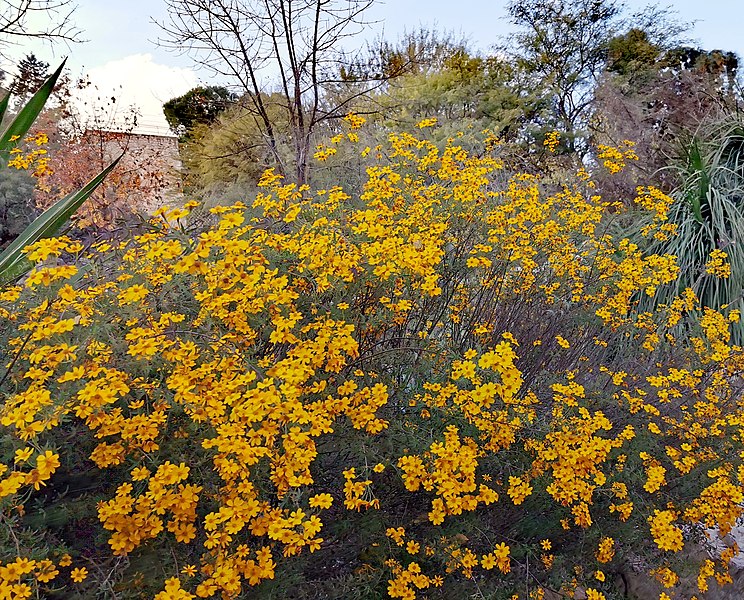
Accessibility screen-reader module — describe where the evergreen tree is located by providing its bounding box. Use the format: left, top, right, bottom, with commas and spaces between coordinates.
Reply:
163, 86, 236, 139
10, 54, 50, 103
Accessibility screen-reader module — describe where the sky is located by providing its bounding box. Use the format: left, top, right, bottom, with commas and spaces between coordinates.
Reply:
3, 0, 743, 135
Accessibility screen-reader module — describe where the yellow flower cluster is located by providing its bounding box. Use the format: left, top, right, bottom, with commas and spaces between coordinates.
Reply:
648, 510, 684, 552
3, 123, 744, 599
595, 537, 615, 563
635, 186, 678, 241
0, 554, 88, 598
543, 130, 560, 153
529, 406, 633, 527
387, 561, 438, 599
98, 462, 201, 555
398, 425, 499, 525
705, 248, 731, 278
7, 132, 51, 177
0, 450, 59, 498
596, 140, 638, 174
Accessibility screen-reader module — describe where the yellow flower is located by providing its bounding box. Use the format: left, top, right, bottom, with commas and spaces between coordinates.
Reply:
36, 559, 59, 582
644, 464, 666, 493
596, 537, 615, 563
543, 131, 560, 153
416, 117, 437, 128
155, 577, 194, 599
481, 553, 496, 570
343, 112, 366, 130
507, 476, 533, 505
705, 249, 731, 278
36, 450, 60, 478
493, 543, 511, 573
14, 447, 33, 463
648, 510, 684, 552
309, 493, 333, 509
131, 467, 151, 481
117, 284, 149, 305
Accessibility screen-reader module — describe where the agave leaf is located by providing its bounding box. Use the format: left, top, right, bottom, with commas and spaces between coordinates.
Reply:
0, 59, 66, 161
0, 154, 122, 282
0, 92, 10, 127
0, 256, 32, 287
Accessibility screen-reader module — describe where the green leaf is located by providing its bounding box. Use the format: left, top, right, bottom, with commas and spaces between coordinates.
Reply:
686, 140, 706, 224
0, 59, 66, 161
0, 154, 122, 283
0, 256, 32, 287
0, 92, 10, 127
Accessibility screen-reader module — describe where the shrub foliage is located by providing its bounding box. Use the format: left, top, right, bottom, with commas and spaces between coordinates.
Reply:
1, 118, 743, 600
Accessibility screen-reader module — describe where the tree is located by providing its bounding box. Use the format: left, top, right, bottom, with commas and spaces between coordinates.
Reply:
339, 27, 468, 82
9, 53, 49, 102
591, 40, 741, 203
163, 85, 237, 139
156, 0, 375, 185
606, 27, 661, 77
505, 0, 622, 150
0, 0, 82, 60
178, 94, 290, 196
369, 48, 545, 144
505, 0, 687, 153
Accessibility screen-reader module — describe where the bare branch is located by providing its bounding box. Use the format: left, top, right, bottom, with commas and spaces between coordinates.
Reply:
155, 0, 376, 184
0, 0, 83, 59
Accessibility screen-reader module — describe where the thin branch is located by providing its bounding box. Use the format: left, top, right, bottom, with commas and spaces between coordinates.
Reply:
0, 0, 84, 59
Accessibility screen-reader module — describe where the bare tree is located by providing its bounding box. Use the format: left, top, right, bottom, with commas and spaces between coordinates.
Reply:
157, 0, 375, 185
0, 0, 82, 59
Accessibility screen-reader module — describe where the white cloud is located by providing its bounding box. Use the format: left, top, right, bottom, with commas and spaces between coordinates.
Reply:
73, 53, 198, 136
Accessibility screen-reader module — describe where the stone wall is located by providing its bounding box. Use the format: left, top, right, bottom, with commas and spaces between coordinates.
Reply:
85, 129, 183, 214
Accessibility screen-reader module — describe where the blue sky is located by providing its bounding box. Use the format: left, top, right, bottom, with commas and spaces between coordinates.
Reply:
5, 0, 743, 134
29, 0, 744, 70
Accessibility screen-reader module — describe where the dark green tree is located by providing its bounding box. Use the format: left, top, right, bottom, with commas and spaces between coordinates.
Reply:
339, 27, 467, 81
9, 53, 50, 104
606, 28, 661, 76
163, 85, 236, 139
177, 92, 293, 200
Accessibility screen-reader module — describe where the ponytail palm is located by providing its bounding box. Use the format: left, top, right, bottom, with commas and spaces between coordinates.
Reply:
646, 115, 744, 320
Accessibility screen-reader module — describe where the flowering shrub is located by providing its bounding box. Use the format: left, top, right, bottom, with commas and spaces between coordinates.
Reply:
0, 122, 743, 600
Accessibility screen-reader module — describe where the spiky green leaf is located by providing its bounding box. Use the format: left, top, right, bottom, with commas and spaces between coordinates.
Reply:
0, 59, 66, 161
0, 92, 10, 127
0, 154, 122, 282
